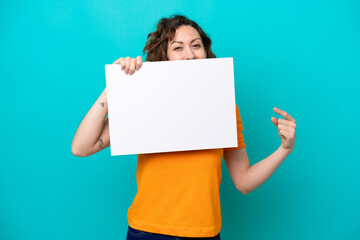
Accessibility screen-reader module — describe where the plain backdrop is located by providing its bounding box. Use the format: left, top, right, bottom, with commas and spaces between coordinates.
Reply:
1, 0, 359, 239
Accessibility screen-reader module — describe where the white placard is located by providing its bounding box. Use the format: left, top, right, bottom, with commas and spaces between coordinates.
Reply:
105, 57, 238, 156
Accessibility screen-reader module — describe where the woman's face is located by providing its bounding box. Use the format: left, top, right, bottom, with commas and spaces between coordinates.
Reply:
167, 25, 207, 61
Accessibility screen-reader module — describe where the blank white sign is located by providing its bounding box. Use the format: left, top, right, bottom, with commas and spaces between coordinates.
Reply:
105, 57, 238, 156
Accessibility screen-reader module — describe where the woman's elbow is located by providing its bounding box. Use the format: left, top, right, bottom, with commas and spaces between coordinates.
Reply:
237, 185, 252, 195
238, 188, 250, 195
71, 144, 88, 157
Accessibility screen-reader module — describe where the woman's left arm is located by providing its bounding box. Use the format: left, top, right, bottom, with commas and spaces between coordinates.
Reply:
224, 107, 296, 194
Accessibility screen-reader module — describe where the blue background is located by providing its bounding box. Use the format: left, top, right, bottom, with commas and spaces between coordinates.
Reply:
1, 0, 359, 239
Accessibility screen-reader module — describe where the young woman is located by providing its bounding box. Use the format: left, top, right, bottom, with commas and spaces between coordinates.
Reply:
71, 15, 296, 240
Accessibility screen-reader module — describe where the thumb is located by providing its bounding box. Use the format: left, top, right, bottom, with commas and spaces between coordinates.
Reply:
271, 117, 278, 127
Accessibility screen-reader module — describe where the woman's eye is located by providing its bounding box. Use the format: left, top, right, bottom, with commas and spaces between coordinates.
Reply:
174, 47, 182, 50
193, 44, 201, 48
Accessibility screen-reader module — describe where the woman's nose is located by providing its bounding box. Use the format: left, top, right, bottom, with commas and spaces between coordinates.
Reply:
184, 47, 195, 60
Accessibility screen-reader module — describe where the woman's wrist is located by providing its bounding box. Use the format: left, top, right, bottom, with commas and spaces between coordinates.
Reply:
279, 145, 293, 156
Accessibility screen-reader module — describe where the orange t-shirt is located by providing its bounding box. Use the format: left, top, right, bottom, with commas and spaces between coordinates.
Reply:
127, 104, 246, 237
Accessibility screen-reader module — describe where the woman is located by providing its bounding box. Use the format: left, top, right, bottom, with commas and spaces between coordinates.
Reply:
71, 15, 296, 240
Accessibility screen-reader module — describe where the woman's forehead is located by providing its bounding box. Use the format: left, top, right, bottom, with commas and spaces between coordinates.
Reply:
171, 26, 201, 43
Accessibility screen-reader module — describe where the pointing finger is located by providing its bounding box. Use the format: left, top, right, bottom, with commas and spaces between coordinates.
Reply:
273, 107, 295, 123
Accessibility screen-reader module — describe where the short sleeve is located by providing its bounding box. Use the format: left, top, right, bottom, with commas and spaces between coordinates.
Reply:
224, 104, 246, 151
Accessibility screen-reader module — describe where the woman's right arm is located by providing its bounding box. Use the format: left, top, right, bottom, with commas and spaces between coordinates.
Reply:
71, 56, 143, 157
71, 87, 110, 157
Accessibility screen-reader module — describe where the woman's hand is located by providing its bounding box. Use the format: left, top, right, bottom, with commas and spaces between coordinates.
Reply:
271, 107, 296, 152
112, 56, 143, 75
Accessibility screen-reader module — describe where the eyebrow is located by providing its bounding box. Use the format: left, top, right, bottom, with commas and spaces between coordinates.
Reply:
171, 38, 201, 45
